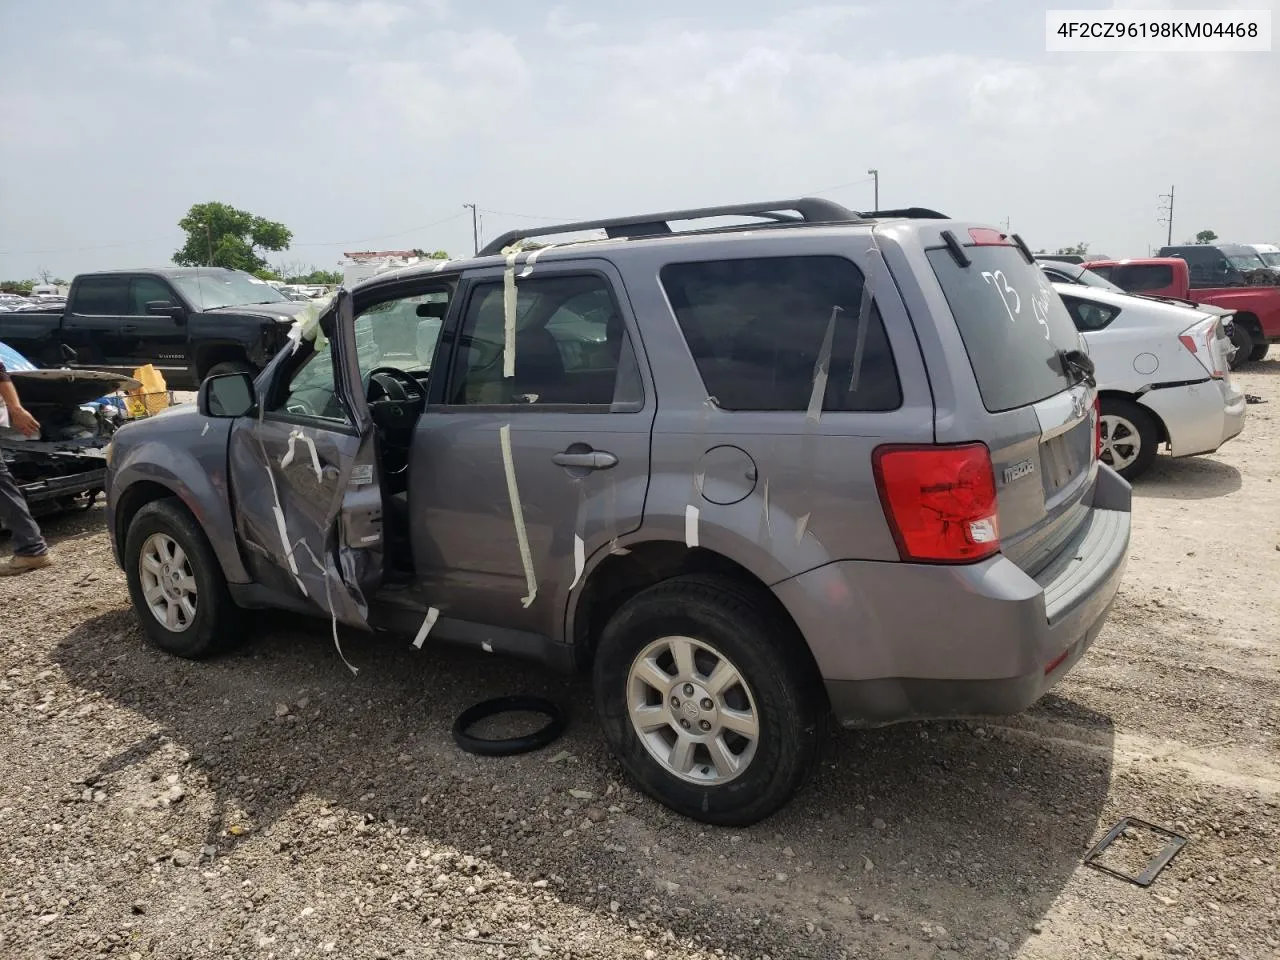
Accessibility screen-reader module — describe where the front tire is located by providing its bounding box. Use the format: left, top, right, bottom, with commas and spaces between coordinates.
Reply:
124, 499, 241, 658
1250, 341, 1270, 362
593, 574, 825, 826
1100, 397, 1158, 480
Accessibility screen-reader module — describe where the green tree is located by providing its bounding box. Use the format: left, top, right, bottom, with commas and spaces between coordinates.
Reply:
1055, 242, 1090, 256
411, 249, 450, 259
1, 280, 34, 295
174, 202, 292, 272
1195, 229, 1218, 244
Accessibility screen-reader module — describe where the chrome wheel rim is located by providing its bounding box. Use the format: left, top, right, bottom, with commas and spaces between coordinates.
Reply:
1099, 414, 1141, 471
626, 635, 760, 785
139, 533, 198, 633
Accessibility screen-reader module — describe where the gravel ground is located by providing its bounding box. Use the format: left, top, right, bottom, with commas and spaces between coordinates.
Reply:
2, 366, 1277, 960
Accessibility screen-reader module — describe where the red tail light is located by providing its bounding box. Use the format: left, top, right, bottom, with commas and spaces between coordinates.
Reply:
872, 443, 1000, 564
1093, 396, 1102, 460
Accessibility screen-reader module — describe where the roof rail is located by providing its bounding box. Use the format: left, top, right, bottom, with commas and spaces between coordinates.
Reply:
477, 197, 862, 256
859, 207, 949, 219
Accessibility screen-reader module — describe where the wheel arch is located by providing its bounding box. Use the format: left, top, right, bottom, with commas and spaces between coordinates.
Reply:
569, 540, 826, 699
1101, 388, 1169, 444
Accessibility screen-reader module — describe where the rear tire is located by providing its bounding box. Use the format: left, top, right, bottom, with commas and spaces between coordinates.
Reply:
1249, 341, 1270, 362
593, 574, 825, 826
1229, 324, 1255, 369
124, 499, 242, 658
1099, 397, 1158, 481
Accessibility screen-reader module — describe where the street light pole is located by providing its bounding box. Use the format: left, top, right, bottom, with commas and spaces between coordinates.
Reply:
867, 168, 879, 210
463, 203, 479, 255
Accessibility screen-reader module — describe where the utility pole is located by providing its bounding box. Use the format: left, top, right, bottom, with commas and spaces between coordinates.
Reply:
200, 222, 215, 266
1002, 216, 1011, 234
867, 169, 879, 210
463, 203, 479, 255
1157, 185, 1175, 247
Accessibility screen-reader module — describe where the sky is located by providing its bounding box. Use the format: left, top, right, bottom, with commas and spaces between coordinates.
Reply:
1, 0, 1277, 281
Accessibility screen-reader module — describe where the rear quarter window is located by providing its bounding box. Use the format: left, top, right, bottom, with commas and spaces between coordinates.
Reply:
1114, 264, 1173, 292
926, 245, 1080, 413
659, 255, 901, 412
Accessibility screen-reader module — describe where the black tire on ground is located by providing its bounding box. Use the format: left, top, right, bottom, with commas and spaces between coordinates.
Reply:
1249, 341, 1270, 362
1229, 324, 1255, 369
123, 499, 242, 658
1100, 396, 1159, 481
593, 574, 826, 827
204, 360, 255, 381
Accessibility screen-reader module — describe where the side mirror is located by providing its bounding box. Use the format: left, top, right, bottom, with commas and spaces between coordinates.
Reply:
198, 371, 256, 418
146, 300, 184, 320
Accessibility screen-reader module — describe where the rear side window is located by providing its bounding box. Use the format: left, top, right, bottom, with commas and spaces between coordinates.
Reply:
926, 245, 1080, 413
659, 256, 901, 412
73, 276, 129, 315
1114, 264, 1173, 292
1060, 294, 1120, 332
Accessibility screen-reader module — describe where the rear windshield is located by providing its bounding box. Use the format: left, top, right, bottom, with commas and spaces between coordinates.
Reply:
926, 245, 1080, 413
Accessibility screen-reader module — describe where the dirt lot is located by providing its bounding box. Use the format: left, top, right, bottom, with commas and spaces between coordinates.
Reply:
2, 366, 1277, 960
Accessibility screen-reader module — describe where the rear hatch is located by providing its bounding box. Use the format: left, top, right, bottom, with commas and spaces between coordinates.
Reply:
926, 234, 1097, 576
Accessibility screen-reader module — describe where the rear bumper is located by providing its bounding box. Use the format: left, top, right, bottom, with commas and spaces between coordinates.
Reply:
774, 464, 1131, 728
1139, 378, 1245, 457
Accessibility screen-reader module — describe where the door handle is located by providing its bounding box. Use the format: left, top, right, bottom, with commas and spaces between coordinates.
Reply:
552, 450, 618, 470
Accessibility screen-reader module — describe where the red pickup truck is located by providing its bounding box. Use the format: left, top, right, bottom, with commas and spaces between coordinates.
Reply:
1084, 257, 1280, 364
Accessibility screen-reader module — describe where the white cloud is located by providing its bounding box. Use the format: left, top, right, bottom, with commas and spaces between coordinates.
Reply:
545, 6, 598, 41
264, 0, 424, 31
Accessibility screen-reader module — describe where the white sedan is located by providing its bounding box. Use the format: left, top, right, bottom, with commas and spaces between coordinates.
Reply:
1052, 283, 1246, 479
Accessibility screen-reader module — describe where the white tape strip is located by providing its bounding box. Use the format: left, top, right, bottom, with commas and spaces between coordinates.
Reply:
290, 535, 358, 676
280, 429, 323, 481
685, 504, 700, 548
806, 305, 842, 423
850, 265, 875, 390
794, 511, 810, 544
481, 640, 494, 653
271, 504, 309, 597
518, 245, 553, 278
499, 424, 538, 608
201, 422, 209, 437
762, 477, 771, 537
411, 606, 440, 649
503, 251, 519, 378
568, 535, 585, 591
431, 259, 452, 272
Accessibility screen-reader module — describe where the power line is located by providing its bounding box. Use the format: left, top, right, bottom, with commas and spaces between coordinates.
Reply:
0, 236, 182, 256
477, 207, 582, 222
290, 210, 468, 248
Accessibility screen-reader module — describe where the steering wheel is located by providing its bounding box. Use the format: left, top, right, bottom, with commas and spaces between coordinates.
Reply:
363, 366, 425, 477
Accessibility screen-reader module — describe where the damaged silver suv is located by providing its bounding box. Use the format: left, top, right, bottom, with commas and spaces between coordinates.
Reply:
105, 198, 1131, 826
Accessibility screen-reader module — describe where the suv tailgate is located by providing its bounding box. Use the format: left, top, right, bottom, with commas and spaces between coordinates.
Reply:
925, 237, 1097, 577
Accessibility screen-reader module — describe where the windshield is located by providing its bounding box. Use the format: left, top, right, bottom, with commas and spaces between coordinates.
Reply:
172, 271, 290, 310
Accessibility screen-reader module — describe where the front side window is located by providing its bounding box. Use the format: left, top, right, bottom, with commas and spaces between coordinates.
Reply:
660, 256, 901, 412
129, 276, 174, 315
448, 274, 640, 408
73, 276, 129, 315
274, 336, 346, 423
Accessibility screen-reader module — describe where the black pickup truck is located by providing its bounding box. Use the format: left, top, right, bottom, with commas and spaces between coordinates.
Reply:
0, 267, 307, 390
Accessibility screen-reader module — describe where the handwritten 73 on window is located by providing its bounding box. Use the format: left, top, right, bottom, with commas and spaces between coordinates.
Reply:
981, 272, 1052, 340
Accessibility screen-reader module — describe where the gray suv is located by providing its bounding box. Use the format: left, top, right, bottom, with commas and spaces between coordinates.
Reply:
104, 198, 1131, 826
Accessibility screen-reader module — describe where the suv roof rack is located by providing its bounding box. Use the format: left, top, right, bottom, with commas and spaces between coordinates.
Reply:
477, 197, 864, 256
860, 207, 949, 220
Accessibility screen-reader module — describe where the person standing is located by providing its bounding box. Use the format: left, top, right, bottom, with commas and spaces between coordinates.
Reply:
0, 357, 52, 575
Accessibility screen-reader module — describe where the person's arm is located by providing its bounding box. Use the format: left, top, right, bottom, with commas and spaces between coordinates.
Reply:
0, 362, 40, 437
